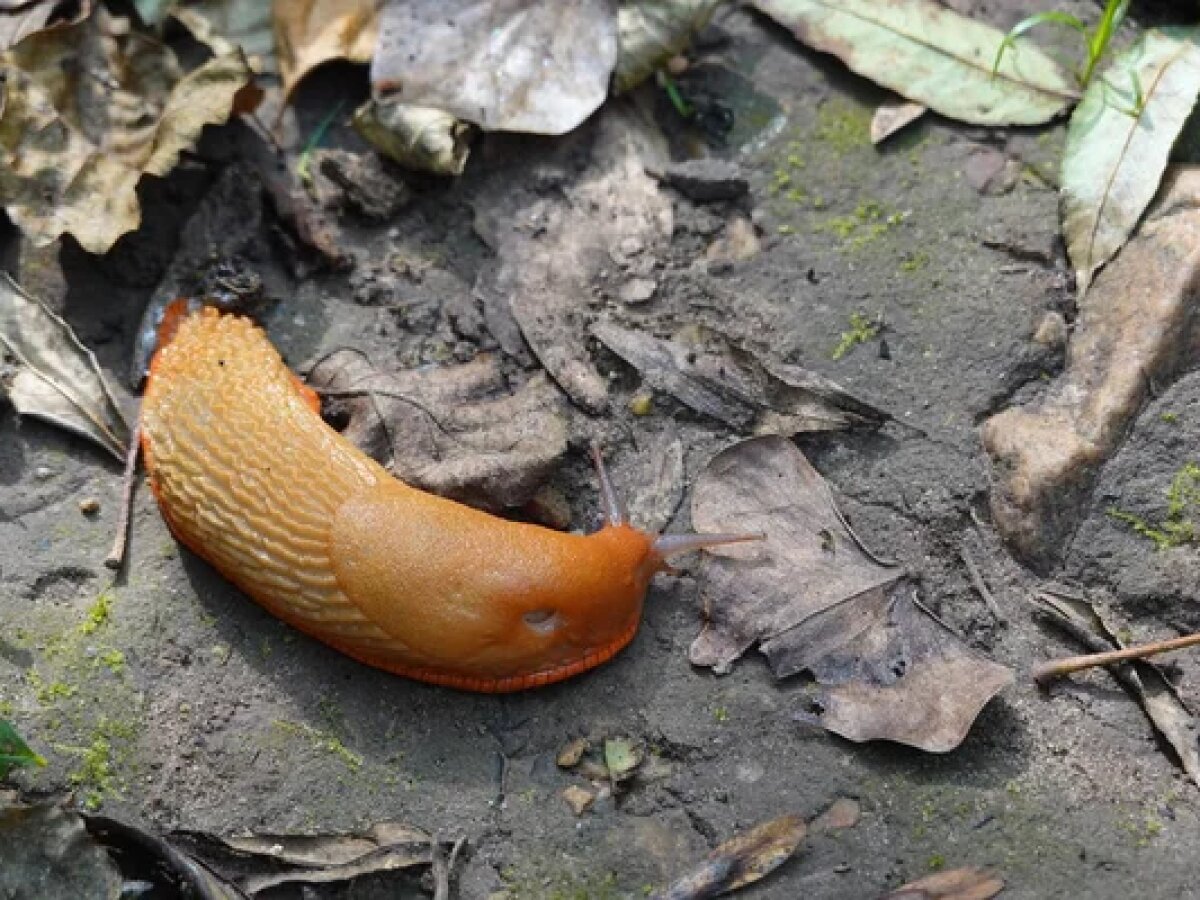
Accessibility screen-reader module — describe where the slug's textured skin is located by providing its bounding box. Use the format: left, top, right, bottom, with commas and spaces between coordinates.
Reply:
140, 308, 663, 692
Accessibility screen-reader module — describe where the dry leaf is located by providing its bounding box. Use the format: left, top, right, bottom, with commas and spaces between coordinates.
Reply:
172, 0, 275, 71
615, 0, 722, 93
0, 274, 128, 459
603, 737, 643, 784
372, 0, 617, 135
650, 814, 806, 900
175, 822, 444, 895
556, 737, 589, 768
274, 0, 378, 101
883, 866, 1004, 900
1034, 589, 1200, 788
478, 103, 673, 412
809, 797, 860, 833
871, 100, 926, 144
0, 7, 252, 252
308, 349, 568, 510
691, 437, 1013, 752
0, 0, 89, 52
1062, 28, 1200, 296
592, 323, 888, 437
353, 99, 473, 175
562, 785, 596, 815
752, 0, 1075, 126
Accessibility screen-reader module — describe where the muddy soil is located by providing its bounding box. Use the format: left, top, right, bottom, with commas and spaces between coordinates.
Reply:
5, 5, 1200, 899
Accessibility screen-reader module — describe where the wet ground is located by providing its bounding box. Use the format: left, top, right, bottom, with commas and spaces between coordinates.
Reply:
5, 4, 1200, 898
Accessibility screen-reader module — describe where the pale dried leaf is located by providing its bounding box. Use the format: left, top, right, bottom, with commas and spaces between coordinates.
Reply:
1034, 590, 1200, 788
353, 99, 473, 175
0, 274, 128, 459
692, 436, 1012, 752
1062, 28, 1200, 296
308, 350, 568, 510
0, 0, 89, 52
274, 0, 378, 100
883, 866, 1004, 900
372, 0, 618, 135
871, 100, 926, 144
650, 814, 806, 900
479, 103, 672, 411
174, 0, 275, 71
809, 797, 860, 833
615, 0, 721, 93
0, 7, 252, 252
562, 785, 595, 815
592, 323, 888, 436
177, 823, 441, 895
752, 0, 1076, 125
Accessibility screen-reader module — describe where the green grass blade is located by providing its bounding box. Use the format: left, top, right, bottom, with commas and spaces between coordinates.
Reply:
992, 11, 1088, 77
0, 719, 46, 780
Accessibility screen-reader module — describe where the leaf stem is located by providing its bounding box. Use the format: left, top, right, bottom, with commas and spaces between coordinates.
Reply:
1033, 630, 1200, 687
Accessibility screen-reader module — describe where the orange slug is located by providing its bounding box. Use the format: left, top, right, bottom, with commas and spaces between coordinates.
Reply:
140, 307, 756, 692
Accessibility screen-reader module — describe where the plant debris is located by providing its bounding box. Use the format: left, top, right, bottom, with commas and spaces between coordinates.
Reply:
274, 0, 378, 101
809, 796, 860, 833
0, 5, 253, 252
1061, 27, 1200, 296
650, 813, 806, 900
0, 274, 129, 460
1033, 589, 1200, 788
478, 104, 673, 412
308, 349, 568, 510
593, 323, 889, 436
882, 866, 1004, 900
751, 0, 1076, 126
353, 100, 474, 175
176, 821, 447, 895
870, 100, 927, 144
614, 0, 722, 93
371, 0, 618, 135
690, 436, 1013, 751
0, 0, 90, 51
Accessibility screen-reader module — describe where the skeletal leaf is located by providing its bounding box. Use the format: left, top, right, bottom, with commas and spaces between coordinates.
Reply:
0, 274, 128, 459
615, 0, 722, 93
1062, 28, 1200, 296
274, 0, 378, 100
592, 323, 888, 435
0, 7, 252, 252
353, 99, 473, 176
871, 100, 926, 144
692, 436, 1013, 752
752, 0, 1076, 125
308, 350, 568, 510
1034, 589, 1200, 788
371, 0, 618, 135
650, 814, 806, 900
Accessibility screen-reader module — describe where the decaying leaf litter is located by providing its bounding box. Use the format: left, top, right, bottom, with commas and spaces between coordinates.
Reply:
4, 0, 1200, 897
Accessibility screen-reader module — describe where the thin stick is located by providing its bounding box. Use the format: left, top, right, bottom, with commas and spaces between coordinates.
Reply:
104, 421, 141, 571
1033, 631, 1200, 687
959, 545, 1004, 624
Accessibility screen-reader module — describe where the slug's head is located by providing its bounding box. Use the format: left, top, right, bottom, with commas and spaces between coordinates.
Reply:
522, 446, 761, 683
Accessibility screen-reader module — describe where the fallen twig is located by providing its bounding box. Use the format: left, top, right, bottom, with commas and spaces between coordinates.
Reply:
959, 543, 1004, 624
1033, 631, 1200, 687
104, 420, 141, 571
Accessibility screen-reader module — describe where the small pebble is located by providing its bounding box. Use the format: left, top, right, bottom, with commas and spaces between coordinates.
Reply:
619, 277, 657, 305
629, 392, 654, 416
35, 466, 53, 480
79, 497, 101, 515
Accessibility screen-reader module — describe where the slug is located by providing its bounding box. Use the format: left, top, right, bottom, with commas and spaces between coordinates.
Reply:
140, 307, 756, 692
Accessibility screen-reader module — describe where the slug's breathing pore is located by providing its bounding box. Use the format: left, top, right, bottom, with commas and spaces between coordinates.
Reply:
140, 307, 760, 692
